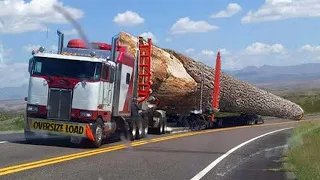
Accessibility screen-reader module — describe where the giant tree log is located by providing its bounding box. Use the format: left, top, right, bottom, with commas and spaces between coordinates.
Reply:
119, 32, 304, 120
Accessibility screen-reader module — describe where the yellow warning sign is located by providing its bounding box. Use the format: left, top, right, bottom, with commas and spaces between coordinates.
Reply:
30, 120, 86, 136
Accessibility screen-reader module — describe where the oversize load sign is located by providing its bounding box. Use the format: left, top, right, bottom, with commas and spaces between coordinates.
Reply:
30, 120, 86, 136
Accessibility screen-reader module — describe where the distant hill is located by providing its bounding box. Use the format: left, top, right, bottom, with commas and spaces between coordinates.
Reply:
0, 84, 28, 101
228, 63, 320, 90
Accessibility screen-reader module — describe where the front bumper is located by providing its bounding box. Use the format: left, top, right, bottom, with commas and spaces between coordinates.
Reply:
25, 117, 95, 141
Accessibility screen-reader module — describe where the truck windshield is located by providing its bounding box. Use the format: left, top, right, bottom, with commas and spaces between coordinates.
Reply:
31, 57, 101, 80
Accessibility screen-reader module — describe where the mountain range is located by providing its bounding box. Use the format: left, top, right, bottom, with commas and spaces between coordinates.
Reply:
1, 63, 320, 101
227, 63, 320, 90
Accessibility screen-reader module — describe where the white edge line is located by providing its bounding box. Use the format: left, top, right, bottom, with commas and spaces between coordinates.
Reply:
190, 127, 294, 180
0, 141, 8, 144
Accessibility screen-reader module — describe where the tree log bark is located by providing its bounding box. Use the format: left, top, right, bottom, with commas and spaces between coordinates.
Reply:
119, 32, 304, 120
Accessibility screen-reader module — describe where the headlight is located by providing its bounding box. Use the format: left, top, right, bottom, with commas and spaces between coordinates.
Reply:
27, 105, 38, 112
80, 111, 92, 117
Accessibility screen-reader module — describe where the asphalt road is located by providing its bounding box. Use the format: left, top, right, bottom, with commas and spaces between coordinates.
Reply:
0, 117, 317, 180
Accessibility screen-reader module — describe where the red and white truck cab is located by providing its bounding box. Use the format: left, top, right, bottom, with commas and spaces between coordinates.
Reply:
24, 30, 165, 147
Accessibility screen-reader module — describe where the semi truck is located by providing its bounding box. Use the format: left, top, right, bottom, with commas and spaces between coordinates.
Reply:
24, 29, 261, 148
24, 30, 167, 147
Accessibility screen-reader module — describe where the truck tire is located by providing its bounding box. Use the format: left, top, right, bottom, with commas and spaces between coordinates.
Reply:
89, 118, 104, 148
128, 120, 137, 141
162, 118, 167, 134
136, 118, 144, 140
161, 118, 167, 134
155, 119, 163, 135
142, 118, 149, 138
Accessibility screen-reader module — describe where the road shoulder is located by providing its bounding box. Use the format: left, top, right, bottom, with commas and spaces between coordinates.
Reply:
201, 128, 293, 180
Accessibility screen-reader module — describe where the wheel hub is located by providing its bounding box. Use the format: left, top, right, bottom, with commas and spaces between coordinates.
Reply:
96, 126, 103, 142
132, 125, 136, 137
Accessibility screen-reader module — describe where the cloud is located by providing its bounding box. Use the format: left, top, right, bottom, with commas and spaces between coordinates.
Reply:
0, 44, 29, 88
0, 0, 84, 34
219, 48, 231, 55
185, 48, 195, 54
140, 32, 158, 43
200, 50, 215, 57
245, 42, 286, 55
113, 11, 145, 26
62, 29, 77, 36
165, 38, 172, 42
49, 45, 58, 52
170, 17, 218, 34
0, 63, 29, 88
183, 42, 320, 71
23, 44, 58, 52
301, 44, 320, 53
0, 44, 12, 64
23, 45, 41, 52
242, 0, 320, 23
211, 3, 242, 18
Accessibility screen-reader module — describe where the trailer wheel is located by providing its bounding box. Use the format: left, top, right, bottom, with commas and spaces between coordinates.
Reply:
161, 119, 167, 134
155, 119, 163, 135
128, 120, 137, 141
136, 118, 144, 140
89, 118, 104, 148
143, 120, 149, 137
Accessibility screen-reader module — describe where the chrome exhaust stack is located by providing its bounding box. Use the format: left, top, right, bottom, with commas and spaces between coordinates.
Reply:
57, 30, 64, 54
110, 34, 119, 62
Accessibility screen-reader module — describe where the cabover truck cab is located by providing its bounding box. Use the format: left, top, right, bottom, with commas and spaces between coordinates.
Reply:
24, 30, 166, 147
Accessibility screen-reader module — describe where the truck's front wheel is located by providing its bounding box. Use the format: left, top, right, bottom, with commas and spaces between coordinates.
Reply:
90, 118, 104, 148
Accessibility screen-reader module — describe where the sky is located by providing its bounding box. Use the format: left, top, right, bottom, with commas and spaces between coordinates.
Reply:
1, 0, 320, 88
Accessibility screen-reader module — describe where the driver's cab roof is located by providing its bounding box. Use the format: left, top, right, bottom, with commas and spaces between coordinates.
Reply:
32, 52, 116, 67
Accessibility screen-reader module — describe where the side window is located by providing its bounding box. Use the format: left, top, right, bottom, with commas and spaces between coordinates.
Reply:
126, 73, 130, 84
101, 64, 110, 81
94, 64, 101, 80
34, 61, 42, 73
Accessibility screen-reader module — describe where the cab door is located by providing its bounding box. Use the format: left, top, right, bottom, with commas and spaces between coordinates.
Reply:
101, 64, 114, 112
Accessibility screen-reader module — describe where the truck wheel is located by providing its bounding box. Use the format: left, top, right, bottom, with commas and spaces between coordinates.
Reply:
136, 118, 143, 140
143, 120, 149, 137
128, 120, 137, 141
161, 120, 167, 134
155, 120, 163, 135
90, 118, 104, 148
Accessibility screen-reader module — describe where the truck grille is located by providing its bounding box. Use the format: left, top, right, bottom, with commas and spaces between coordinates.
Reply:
47, 88, 72, 120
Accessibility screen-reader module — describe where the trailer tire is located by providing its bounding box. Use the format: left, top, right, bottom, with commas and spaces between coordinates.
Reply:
143, 119, 149, 137
89, 118, 104, 148
155, 119, 163, 135
161, 119, 167, 134
128, 120, 137, 141
136, 118, 144, 140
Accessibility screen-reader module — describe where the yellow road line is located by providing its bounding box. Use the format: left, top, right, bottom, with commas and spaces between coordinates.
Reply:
0, 120, 311, 176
